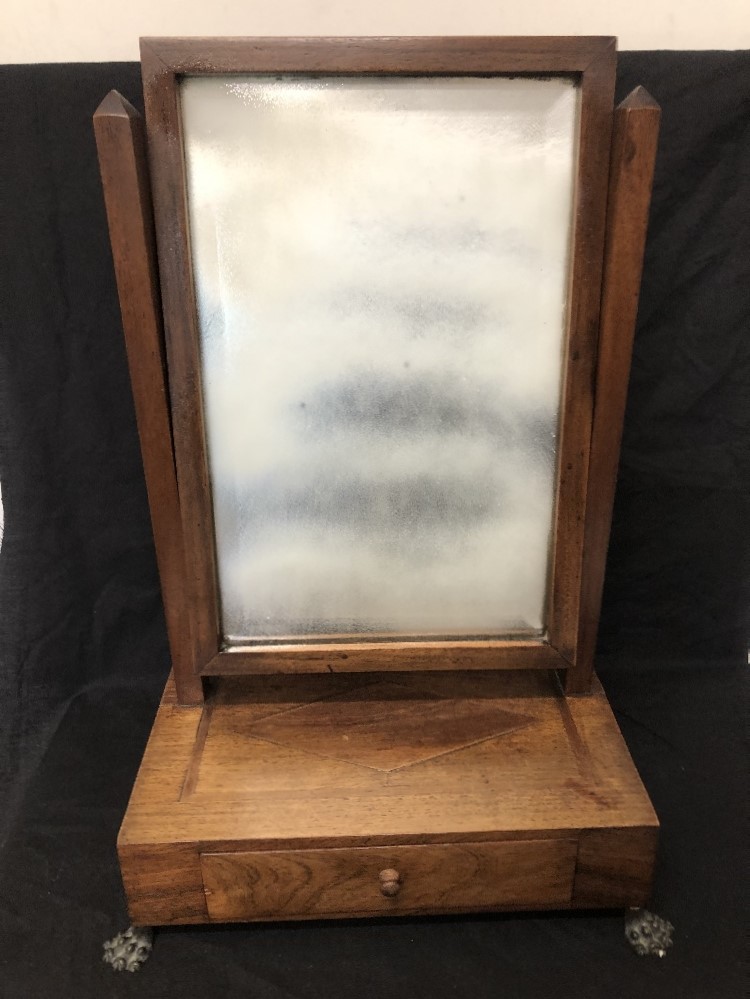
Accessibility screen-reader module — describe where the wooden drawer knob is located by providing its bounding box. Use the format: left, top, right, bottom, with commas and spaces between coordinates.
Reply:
379, 868, 401, 897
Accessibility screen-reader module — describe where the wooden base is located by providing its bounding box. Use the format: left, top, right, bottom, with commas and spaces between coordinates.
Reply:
119, 671, 658, 925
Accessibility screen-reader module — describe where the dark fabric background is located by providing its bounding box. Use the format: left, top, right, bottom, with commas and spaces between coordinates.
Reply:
0, 53, 748, 998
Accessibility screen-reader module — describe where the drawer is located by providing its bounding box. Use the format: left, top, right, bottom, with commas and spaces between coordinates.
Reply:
200, 839, 577, 921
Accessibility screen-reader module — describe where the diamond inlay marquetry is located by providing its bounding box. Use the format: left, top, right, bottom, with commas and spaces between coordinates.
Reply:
246, 680, 535, 772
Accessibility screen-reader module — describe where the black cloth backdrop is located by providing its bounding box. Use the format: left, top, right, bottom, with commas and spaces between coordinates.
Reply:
0, 53, 748, 998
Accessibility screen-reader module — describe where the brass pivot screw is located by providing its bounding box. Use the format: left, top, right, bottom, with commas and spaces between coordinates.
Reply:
379, 868, 401, 897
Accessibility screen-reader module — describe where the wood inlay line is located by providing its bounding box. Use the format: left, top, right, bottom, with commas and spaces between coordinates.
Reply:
553, 695, 594, 783
180, 702, 214, 800
248, 719, 535, 776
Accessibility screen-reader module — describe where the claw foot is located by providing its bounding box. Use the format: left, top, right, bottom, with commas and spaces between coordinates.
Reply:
625, 908, 674, 957
103, 925, 154, 972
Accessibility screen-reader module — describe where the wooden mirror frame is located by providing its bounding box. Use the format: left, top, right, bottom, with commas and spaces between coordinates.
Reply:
137, 36, 619, 691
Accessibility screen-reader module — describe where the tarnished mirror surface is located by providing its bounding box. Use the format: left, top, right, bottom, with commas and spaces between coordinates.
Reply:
180, 75, 580, 644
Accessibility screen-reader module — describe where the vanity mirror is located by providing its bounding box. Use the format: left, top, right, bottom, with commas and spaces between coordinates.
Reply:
94, 36, 661, 927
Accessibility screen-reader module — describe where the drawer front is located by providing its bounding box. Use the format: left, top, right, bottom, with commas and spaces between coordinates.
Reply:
200, 839, 577, 921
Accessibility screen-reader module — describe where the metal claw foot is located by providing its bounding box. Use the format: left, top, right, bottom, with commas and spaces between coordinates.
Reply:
625, 908, 674, 957
103, 925, 154, 972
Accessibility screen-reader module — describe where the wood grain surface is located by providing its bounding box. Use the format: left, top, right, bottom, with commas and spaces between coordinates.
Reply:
93, 91, 203, 704
201, 839, 578, 921
141, 35, 616, 74
545, 38, 616, 664
567, 88, 661, 693
572, 826, 658, 907
203, 640, 566, 675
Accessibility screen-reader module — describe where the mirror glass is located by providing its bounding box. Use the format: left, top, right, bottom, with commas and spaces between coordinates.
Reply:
180, 74, 580, 644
